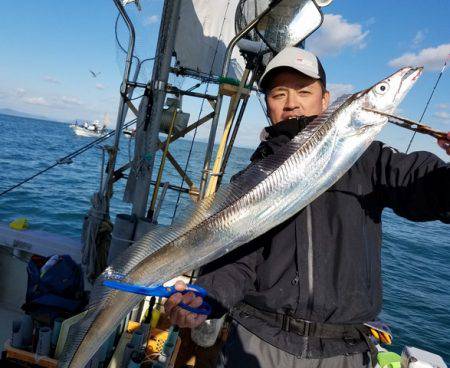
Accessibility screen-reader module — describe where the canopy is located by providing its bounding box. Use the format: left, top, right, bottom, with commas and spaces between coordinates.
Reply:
174, 0, 268, 80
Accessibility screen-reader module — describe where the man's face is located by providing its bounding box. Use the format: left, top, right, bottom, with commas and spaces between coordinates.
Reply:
265, 68, 330, 125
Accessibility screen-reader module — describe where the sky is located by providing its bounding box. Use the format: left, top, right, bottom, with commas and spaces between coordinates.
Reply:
0, 1, 449, 159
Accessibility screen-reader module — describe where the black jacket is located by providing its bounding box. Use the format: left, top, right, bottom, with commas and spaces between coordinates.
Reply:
197, 119, 450, 358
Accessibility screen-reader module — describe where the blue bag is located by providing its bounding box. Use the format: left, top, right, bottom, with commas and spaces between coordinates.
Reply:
23, 254, 86, 321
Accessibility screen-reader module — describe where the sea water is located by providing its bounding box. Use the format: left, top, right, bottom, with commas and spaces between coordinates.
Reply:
0, 114, 449, 361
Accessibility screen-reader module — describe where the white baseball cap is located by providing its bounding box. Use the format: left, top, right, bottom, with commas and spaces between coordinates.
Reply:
259, 47, 327, 90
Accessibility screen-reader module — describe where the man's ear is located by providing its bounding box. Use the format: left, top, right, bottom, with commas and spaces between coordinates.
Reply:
322, 90, 330, 111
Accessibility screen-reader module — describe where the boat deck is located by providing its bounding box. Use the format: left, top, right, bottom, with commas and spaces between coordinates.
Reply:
0, 225, 83, 353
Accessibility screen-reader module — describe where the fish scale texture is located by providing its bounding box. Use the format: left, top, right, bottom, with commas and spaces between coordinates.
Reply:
58, 94, 367, 368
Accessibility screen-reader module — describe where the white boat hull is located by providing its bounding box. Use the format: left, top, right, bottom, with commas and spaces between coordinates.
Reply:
70, 125, 107, 138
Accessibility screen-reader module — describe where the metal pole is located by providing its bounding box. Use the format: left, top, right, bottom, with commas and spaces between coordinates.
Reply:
218, 92, 252, 188
130, 0, 181, 217
148, 109, 178, 220
198, 5, 273, 198
205, 68, 251, 197
103, 0, 136, 198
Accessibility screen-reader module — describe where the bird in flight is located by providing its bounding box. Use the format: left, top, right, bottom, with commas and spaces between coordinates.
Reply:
89, 70, 101, 78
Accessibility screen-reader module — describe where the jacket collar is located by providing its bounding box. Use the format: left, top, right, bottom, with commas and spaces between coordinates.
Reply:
260, 116, 317, 141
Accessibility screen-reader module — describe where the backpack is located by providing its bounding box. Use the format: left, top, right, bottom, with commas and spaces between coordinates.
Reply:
23, 254, 86, 323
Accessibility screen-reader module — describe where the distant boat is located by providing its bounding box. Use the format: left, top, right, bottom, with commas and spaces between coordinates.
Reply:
123, 127, 136, 139
70, 120, 108, 137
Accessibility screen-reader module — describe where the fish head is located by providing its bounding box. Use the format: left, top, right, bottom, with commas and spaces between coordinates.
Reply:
347, 66, 423, 137
363, 66, 423, 113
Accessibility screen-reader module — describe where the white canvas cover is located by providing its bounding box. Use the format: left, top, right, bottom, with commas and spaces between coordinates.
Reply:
174, 0, 246, 80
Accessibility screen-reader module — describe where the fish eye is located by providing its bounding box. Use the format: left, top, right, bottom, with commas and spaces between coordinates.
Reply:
374, 82, 389, 95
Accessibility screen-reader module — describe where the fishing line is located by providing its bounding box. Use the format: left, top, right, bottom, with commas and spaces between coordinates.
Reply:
171, 0, 232, 222
115, 13, 140, 72
0, 119, 137, 198
115, 13, 128, 55
129, 93, 146, 101
127, 133, 133, 163
405, 59, 447, 153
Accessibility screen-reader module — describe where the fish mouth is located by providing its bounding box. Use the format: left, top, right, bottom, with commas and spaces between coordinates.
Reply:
392, 66, 423, 107
402, 66, 423, 82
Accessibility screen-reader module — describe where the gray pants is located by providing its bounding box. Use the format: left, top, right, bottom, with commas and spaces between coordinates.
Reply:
216, 322, 370, 368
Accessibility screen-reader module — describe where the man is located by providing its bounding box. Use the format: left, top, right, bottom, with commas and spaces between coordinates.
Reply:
165, 47, 450, 367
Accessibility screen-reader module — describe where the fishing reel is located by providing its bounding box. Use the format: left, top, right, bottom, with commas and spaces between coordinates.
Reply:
158, 97, 190, 136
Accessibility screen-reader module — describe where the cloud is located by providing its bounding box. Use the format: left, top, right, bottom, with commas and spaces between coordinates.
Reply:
95, 83, 105, 90
24, 97, 51, 106
16, 88, 26, 97
434, 110, 450, 122
307, 14, 369, 56
435, 103, 448, 110
388, 43, 450, 71
61, 96, 83, 106
327, 83, 355, 101
412, 30, 426, 48
43, 75, 61, 84
143, 15, 159, 26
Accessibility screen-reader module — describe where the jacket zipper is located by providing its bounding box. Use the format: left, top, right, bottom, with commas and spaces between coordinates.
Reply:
306, 205, 314, 313
292, 220, 300, 286
302, 205, 314, 358
358, 184, 371, 289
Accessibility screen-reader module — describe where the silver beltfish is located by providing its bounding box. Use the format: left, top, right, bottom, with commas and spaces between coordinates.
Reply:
59, 66, 422, 368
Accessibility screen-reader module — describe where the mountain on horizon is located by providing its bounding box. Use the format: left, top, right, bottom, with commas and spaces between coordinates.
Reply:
0, 107, 57, 122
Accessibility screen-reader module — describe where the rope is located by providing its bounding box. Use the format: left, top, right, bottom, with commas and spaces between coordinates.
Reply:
405, 60, 447, 153
0, 119, 137, 198
171, 0, 232, 222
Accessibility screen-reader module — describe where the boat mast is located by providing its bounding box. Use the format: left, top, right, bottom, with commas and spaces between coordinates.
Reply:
101, 0, 136, 204
198, 4, 274, 197
130, 0, 181, 218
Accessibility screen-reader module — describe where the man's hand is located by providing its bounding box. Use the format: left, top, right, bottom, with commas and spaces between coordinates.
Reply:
164, 280, 208, 328
437, 132, 450, 155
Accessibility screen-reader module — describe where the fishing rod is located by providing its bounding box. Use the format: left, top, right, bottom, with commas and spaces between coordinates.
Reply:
363, 108, 448, 140
0, 119, 137, 198
405, 58, 448, 153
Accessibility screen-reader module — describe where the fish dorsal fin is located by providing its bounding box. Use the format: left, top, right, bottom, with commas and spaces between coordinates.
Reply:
58, 93, 353, 367
173, 94, 354, 231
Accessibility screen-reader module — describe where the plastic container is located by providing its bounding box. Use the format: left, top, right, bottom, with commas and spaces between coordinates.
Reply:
11, 320, 23, 348
130, 330, 144, 349
51, 317, 64, 349
401, 347, 447, 368
121, 343, 136, 368
378, 351, 401, 368
36, 327, 52, 356
20, 314, 34, 347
